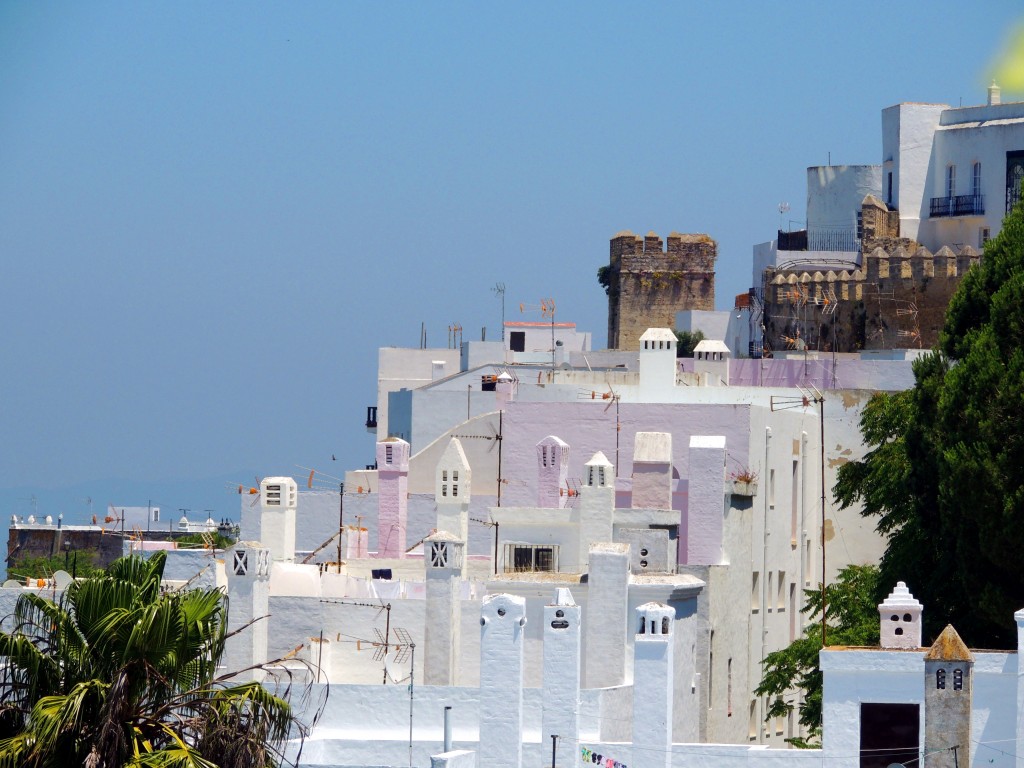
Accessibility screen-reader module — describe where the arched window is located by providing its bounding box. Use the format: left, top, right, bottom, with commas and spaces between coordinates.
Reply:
953, 669, 963, 690
937, 669, 947, 690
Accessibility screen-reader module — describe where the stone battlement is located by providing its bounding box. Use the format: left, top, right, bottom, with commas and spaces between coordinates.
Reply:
604, 231, 718, 349
762, 241, 981, 353
766, 244, 980, 301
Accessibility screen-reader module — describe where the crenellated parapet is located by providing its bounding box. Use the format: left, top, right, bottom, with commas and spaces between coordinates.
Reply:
604, 230, 717, 349
763, 241, 981, 352
766, 244, 975, 302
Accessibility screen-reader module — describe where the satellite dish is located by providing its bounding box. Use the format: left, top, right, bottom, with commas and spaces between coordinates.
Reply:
53, 570, 74, 589
1, 580, 22, 589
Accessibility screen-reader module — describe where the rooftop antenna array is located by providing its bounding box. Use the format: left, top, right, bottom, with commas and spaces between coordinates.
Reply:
453, 412, 505, 510
318, 599, 412, 685
491, 282, 506, 341
448, 323, 463, 349
519, 297, 557, 369
577, 383, 621, 476
297, 465, 346, 573
778, 202, 790, 232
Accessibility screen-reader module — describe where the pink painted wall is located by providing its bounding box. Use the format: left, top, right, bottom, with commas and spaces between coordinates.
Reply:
377, 470, 407, 558
679, 356, 916, 390
376, 440, 410, 558
500, 401, 751, 507
631, 462, 671, 509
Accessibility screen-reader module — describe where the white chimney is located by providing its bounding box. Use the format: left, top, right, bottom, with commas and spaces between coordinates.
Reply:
989, 80, 1001, 106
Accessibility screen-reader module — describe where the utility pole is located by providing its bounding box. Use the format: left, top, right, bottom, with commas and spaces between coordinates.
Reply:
336, 482, 344, 574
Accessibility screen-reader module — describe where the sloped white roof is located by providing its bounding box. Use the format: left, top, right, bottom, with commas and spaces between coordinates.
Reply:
640, 328, 677, 342
694, 339, 730, 353
439, 437, 470, 470
879, 581, 923, 611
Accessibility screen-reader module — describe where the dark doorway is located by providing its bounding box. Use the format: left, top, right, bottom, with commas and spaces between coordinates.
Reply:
860, 703, 919, 768
509, 331, 526, 352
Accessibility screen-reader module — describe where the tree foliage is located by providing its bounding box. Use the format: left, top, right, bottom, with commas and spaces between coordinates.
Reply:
0, 552, 311, 768
674, 329, 705, 358
8, 552, 104, 582
835, 201, 1024, 648
755, 564, 880, 747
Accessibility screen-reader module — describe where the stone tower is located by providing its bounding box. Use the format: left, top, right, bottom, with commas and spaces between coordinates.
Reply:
924, 625, 973, 768
602, 230, 717, 350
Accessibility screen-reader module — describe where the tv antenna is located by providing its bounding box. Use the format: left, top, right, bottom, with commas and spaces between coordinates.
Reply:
492, 283, 506, 341
578, 383, 622, 475
778, 202, 791, 232
319, 599, 413, 685
519, 297, 557, 368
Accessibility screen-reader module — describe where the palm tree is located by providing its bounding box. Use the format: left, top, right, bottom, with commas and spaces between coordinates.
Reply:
0, 552, 304, 768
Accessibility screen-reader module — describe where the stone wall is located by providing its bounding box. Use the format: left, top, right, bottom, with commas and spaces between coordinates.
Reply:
604, 231, 716, 350
6, 528, 202, 577
762, 244, 980, 353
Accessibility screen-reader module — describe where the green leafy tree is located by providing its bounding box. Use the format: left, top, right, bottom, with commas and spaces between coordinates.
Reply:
756, 564, 880, 748
8, 552, 103, 581
674, 329, 705, 358
0, 552, 307, 768
835, 201, 1024, 648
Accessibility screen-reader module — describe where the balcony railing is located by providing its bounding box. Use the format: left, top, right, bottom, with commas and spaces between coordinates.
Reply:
778, 227, 859, 252
930, 194, 984, 218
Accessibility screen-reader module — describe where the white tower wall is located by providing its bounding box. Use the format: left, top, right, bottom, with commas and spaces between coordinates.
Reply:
542, 588, 581, 766
584, 543, 630, 688
225, 542, 272, 681
685, 435, 727, 565
536, 435, 569, 509
259, 477, 297, 563
632, 602, 675, 768
579, 452, 615, 569
479, 594, 526, 768
436, 438, 471, 545
425, 534, 464, 686
638, 328, 678, 400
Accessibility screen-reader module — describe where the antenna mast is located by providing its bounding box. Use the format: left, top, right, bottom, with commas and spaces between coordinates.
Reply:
492, 282, 506, 341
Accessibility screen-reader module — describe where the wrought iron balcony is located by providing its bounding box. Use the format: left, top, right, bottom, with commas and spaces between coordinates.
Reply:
930, 194, 984, 218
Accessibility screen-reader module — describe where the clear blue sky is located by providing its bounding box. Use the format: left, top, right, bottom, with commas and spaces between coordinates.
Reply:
1, 2, 1020, 520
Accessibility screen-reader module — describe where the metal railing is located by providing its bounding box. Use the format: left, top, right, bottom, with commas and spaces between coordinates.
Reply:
930, 194, 984, 217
